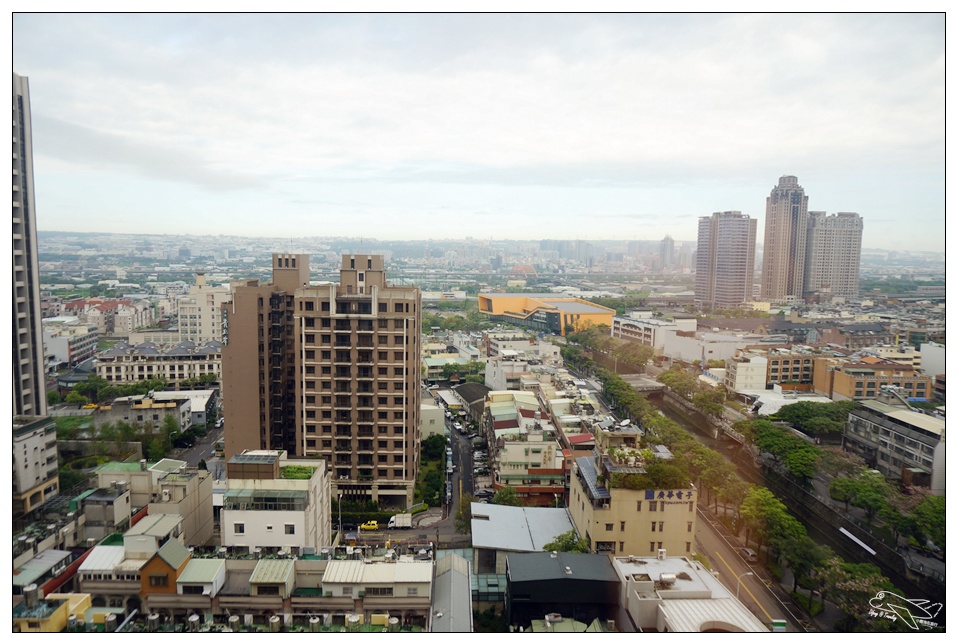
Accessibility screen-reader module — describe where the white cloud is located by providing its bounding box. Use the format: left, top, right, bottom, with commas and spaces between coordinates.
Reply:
13, 13, 945, 250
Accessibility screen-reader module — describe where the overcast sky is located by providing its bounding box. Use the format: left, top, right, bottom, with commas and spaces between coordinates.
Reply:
12, 13, 945, 251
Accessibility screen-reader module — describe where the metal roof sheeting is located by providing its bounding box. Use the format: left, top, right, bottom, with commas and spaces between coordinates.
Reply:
470, 503, 575, 552
249, 559, 295, 585
177, 558, 225, 584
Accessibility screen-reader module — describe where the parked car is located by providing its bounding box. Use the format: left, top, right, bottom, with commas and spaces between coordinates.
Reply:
360, 520, 380, 531
739, 547, 758, 563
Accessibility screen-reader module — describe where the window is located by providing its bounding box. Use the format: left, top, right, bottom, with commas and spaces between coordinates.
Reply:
620, 521, 626, 531
149, 574, 168, 587
605, 523, 613, 531
407, 587, 418, 596
636, 501, 642, 512
284, 524, 296, 535
266, 525, 273, 532
688, 502, 694, 512
651, 522, 657, 532
258, 585, 280, 596
686, 542, 692, 553
688, 522, 693, 532
234, 523, 245, 534
649, 501, 658, 512
650, 542, 656, 552
619, 542, 625, 552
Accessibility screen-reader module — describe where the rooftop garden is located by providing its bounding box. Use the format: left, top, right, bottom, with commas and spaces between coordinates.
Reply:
280, 465, 317, 480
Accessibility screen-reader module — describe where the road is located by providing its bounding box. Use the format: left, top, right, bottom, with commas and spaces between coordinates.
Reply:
694, 506, 808, 632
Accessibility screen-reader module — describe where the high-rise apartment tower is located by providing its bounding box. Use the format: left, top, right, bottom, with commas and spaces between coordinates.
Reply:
804, 212, 863, 299
695, 211, 757, 310
13, 73, 47, 417
659, 235, 675, 269
761, 175, 809, 303
221, 254, 421, 506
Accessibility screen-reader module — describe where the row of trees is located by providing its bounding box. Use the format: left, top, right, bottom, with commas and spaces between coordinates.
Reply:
54, 374, 170, 407
577, 357, 909, 630
567, 325, 655, 374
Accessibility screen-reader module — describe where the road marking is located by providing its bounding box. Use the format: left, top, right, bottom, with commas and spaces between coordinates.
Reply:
713, 551, 774, 622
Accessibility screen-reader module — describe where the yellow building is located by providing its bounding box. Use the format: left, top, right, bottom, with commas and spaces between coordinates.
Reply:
13, 590, 92, 633
477, 294, 615, 336
569, 454, 697, 558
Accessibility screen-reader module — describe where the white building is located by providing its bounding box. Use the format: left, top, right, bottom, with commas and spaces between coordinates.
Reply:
420, 402, 445, 441
13, 416, 60, 516
611, 315, 696, 354
177, 272, 232, 343
221, 450, 332, 552
612, 553, 768, 632
725, 354, 768, 393
42, 317, 98, 368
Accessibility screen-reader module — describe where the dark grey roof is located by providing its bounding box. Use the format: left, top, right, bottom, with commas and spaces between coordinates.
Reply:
452, 382, 491, 404
507, 552, 619, 583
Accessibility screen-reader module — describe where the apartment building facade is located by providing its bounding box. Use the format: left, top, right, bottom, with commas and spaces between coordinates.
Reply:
13, 416, 60, 517
803, 211, 863, 299
569, 454, 697, 558
177, 272, 232, 343
844, 396, 944, 493
694, 211, 757, 310
13, 72, 47, 417
761, 175, 809, 303
813, 357, 933, 401
95, 339, 222, 387
42, 316, 99, 368
222, 253, 421, 506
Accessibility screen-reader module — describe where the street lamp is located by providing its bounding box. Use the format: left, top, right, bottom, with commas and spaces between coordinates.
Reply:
735, 571, 754, 599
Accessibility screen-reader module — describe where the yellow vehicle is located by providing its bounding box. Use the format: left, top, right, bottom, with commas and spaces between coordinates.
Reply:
360, 520, 379, 531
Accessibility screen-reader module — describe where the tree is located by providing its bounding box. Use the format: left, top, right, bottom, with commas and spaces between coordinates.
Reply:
829, 477, 858, 512
421, 434, 448, 461
912, 495, 945, 553
783, 534, 830, 592
455, 494, 475, 534
851, 470, 891, 522
491, 486, 522, 506
65, 391, 90, 406
543, 530, 590, 553
47, 390, 62, 407
819, 447, 867, 478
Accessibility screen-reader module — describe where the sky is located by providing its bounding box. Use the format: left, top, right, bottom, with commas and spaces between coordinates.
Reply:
11, 12, 946, 251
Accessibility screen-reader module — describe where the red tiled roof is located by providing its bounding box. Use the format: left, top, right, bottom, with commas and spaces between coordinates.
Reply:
568, 433, 595, 445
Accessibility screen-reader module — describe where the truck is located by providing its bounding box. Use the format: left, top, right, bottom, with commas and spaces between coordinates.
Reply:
387, 513, 412, 530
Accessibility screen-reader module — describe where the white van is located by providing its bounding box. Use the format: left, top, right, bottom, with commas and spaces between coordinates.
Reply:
739, 547, 758, 563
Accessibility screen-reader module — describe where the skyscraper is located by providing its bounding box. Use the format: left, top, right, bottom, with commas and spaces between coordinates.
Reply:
222, 253, 421, 506
13, 73, 47, 417
695, 211, 757, 310
761, 175, 809, 303
804, 211, 863, 298
659, 235, 675, 270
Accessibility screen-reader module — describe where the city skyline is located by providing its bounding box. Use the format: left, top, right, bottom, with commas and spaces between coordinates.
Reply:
12, 13, 945, 251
